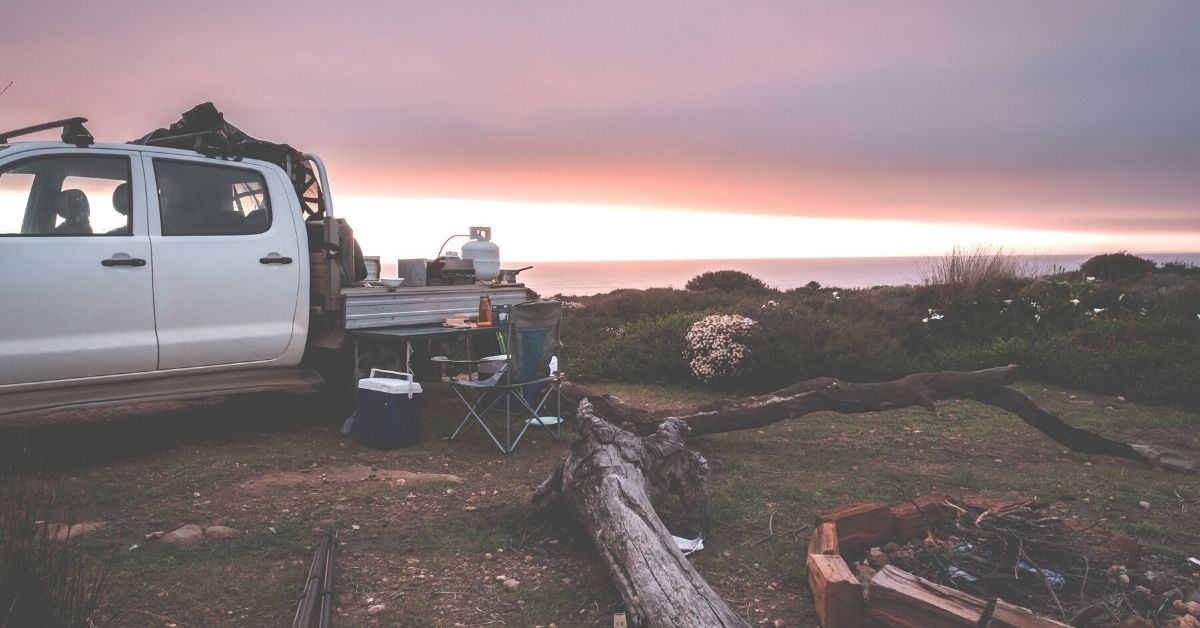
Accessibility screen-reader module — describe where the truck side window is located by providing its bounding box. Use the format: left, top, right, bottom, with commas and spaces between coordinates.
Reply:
0, 155, 132, 236
155, 161, 271, 236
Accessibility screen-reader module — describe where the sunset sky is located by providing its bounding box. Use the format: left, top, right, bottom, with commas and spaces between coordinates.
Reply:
4, 1, 1198, 261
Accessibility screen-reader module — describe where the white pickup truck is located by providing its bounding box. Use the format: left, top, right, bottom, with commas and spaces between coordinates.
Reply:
0, 112, 528, 425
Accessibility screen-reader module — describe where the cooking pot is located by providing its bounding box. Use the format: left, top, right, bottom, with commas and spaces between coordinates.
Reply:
498, 266, 533, 284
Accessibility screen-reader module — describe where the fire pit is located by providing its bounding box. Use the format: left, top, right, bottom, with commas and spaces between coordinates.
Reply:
806, 495, 1197, 627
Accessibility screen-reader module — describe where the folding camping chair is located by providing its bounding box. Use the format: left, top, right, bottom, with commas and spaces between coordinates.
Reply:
435, 300, 563, 454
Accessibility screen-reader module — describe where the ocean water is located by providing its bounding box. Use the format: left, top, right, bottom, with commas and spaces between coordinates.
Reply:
378, 253, 1200, 296
507, 253, 1200, 296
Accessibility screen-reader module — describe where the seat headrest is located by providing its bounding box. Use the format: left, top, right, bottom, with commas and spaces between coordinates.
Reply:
56, 189, 90, 221
112, 182, 131, 216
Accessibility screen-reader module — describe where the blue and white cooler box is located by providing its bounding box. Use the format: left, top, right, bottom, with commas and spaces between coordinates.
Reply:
353, 369, 423, 449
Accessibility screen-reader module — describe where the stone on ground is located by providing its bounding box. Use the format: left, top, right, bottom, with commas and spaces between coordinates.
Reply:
204, 525, 240, 539
162, 524, 204, 547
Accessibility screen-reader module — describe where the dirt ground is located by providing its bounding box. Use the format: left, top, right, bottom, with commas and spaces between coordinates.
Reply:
2, 381, 1199, 627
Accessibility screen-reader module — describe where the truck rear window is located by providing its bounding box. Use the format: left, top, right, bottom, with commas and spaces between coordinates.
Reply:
154, 160, 271, 236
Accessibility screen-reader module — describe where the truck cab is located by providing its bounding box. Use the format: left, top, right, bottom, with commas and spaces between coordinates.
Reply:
0, 114, 529, 425
0, 132, 313, 416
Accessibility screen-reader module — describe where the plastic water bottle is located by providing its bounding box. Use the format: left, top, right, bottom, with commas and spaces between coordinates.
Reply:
612, 601, 627, 628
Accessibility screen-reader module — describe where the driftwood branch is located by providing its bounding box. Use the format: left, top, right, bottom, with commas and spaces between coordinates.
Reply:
560, 366, 1196, 474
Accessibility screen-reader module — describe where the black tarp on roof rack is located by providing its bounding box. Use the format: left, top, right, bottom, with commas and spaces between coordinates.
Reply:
130, 102, 326, 219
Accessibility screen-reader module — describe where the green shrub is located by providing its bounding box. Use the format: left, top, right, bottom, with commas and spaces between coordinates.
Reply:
1080, 252, 1156, 280
565, 311, 701, 384
685, 270, 773, 293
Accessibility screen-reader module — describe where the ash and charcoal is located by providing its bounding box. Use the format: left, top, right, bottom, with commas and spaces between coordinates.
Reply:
851, 499, 1200, 627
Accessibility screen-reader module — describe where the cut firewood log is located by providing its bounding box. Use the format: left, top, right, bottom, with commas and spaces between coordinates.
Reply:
866, 565, 1069, 628
560, 366, 1197, 474
815, 503, 895, 555
807, 553, 865, 627
809, 521, 840, 556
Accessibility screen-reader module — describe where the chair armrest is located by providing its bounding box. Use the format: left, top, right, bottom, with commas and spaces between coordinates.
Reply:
431, 356, 479, 366
431, 354, 509, 366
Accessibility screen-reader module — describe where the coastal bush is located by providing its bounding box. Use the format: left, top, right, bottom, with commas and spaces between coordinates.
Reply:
563, 254, 1200, 407
565, 311, 700, 384
1080, 252, 1156, 280
685, 270, 773, 293
569, 288, 742, 321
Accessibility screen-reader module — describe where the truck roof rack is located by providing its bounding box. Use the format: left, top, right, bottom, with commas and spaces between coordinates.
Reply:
0, 117, 94, 147
141, 130, 235, 159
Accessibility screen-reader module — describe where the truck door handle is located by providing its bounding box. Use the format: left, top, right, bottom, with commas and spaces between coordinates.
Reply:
101, 257, 146, 267
260, 255, 293, 265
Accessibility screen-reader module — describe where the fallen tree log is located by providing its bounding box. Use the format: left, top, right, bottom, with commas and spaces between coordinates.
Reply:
535, 367, 1195, 628
559, 365, 1197, 473
533, 400, 748, 628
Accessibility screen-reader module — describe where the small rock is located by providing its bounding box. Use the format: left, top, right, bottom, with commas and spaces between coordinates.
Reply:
1117, 396, 1127, 403
1083, 497, 1091, 504
161, 524, 204, 547
867, 547, 890, 569
855, 563, 876, 584
1069, 394, 1078, 400
46, 522, 105, 541
1139, 501, 1151, 510
1118, 573, 1131, 588
1144, 570, 1173, 594
503, 579, 519, 591
1187, 601, 1200, 616
1165, 615, 1200, 628
144, 530, 165, 541
204, 526, 240, 539
484, 553, 494, 560
495, 575, 508, 581
366, 604, 385, 615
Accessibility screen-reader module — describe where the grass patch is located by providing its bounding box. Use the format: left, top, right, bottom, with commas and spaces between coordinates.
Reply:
428, 518, 525, 555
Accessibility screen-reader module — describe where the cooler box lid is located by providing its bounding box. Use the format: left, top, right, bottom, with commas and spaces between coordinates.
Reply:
358, 369, 423, 395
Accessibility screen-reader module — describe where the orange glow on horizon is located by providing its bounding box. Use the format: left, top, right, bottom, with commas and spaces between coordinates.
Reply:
337, 196, 1200, 263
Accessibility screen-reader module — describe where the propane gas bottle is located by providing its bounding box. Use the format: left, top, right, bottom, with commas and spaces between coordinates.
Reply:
461, 226, 500, 281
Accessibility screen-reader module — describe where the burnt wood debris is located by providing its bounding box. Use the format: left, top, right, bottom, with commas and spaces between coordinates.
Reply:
532, 365, 1195, 628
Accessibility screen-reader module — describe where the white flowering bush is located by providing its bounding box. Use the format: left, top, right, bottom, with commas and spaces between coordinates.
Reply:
683, 314, 757, 382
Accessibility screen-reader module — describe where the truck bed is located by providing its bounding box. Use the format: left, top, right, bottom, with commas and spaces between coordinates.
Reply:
340, 284, 529, 330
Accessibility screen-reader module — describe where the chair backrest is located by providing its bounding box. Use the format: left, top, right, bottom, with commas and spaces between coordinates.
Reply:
503, 300, 562, 386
